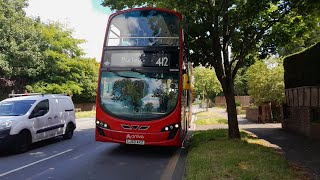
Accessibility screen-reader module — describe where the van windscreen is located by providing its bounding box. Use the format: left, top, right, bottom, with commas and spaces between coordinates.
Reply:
0, 100, 36, 116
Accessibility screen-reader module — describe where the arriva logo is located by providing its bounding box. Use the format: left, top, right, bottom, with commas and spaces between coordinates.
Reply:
126, 134, 144, 139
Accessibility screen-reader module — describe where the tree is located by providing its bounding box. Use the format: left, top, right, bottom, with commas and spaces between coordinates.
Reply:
0, 1, 100, 102
144, 102, 154, 112
0, 0, 43, 99
112, 79, 149, 111
153, 83, 177, 112
266, 15, 320, 57
234, 67, 250, 96
102, 0, 320, 138
26, 22, 99, 102
246, 58, 285, 106
193, 66, 222, 110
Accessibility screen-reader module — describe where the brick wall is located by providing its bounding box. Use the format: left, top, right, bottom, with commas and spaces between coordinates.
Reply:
311, 123, 320, 139
284, 86, 320, 139
283, 107, 311, 136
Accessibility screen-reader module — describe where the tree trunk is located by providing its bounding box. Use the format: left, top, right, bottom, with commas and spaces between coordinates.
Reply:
206, 98, 209, 111
224, 81, 241, 139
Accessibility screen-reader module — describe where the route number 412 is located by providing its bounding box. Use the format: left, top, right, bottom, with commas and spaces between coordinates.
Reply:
156, 57, 169, 66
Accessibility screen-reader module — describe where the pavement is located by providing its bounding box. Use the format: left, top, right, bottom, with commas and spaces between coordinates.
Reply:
193, 107, 320, 180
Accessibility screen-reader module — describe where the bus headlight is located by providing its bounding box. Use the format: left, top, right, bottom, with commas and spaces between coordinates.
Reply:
0, 120, 13, 130
161, 123, 180, 140
161, 123, 180, 132
96, 120, 110, 129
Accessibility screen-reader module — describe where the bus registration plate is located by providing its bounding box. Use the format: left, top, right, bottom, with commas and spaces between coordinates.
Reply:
126, 139, 145, 145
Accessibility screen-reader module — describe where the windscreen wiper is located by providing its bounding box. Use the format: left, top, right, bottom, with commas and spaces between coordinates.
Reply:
107, 68, 135, 79
131, 68, 171, 80
130, 68, 146, 75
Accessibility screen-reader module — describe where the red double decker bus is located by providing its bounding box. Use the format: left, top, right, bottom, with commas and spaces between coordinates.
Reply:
95, 8, 192, 147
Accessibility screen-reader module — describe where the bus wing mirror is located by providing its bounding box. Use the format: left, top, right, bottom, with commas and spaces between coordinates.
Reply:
183, 74, 191, 90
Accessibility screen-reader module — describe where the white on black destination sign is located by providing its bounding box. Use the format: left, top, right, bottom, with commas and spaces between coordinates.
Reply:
103, 50, 179, 67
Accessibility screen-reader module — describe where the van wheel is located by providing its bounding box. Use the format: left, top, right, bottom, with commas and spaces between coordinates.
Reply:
15, 130, 31, 153
63, 123, 74, 140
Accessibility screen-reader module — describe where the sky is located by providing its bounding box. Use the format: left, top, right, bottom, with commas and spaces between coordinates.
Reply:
25, 0, 112, 61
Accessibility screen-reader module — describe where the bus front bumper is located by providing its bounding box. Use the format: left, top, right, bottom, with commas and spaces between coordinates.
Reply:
95, 127, 182, 147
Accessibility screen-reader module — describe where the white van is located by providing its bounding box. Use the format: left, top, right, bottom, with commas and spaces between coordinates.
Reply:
0, 94, 76, 153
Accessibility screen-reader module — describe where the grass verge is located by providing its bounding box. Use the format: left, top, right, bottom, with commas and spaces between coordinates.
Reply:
196, 118, 228, 125
76, 110, 96, 119
195, 111, 227, 125
185, 129, 300, 180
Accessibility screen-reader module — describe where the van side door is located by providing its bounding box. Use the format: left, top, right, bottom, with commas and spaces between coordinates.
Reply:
48, 98, 65, 136
59, 98, 75, 124
29, 99, 50, 141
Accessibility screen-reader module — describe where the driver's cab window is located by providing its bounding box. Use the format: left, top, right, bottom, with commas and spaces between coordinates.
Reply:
30, 99, 49, 118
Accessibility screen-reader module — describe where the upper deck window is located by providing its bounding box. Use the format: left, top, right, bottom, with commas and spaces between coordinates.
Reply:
106, 10, 180, 47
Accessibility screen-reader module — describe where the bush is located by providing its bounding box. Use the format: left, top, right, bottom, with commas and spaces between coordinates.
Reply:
235, 100, 241, 107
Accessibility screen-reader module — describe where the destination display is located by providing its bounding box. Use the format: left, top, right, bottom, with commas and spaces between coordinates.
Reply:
103, 50, 179, 67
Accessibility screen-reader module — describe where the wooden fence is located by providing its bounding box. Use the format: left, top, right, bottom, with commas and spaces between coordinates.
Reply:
74, 103, 96, 112
214, 96, 251, 107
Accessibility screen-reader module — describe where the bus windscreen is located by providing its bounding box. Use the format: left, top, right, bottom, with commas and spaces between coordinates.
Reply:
99, 71, 179, 121
106, 10, 180, 47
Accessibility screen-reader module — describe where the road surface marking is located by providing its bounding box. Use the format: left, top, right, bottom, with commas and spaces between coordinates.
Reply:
160, 149, 181, 180
0, 149, 73, 177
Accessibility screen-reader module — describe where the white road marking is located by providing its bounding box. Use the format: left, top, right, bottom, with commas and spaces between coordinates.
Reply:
0, 149, 73, 178
160, 149, 181, 180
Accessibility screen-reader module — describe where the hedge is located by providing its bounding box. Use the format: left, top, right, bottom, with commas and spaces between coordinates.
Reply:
284, 42, 320, 89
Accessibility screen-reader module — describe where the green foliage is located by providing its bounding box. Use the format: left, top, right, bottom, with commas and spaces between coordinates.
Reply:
271, 15, 320, 56
27, 58, 99, 102
247, 58, 285, 105
152, 83, 177, 112
0, 1, 99, 102
39, 22, 85, 57
0, 0, 43, 77
235, 100, 241, 107
234, 68, 250, 96
0, 0, 44, 99
193, 66, 222, 101
112, 79, 149, 110
284, 42, 320, 89
144, 102, 154, 112
26, 23, 99, 102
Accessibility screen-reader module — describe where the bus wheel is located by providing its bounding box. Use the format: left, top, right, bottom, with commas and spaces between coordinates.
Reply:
63, 123, 74, 140
15, 130, 31, 153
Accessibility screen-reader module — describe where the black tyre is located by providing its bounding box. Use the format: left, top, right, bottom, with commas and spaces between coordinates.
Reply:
14, 130, 31, 153
63, 123, 74, 140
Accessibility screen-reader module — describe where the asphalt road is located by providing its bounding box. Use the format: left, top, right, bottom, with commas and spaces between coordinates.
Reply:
0, 118, 185, 180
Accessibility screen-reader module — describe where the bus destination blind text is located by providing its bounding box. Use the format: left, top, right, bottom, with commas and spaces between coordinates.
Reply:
103, 51, 178, 67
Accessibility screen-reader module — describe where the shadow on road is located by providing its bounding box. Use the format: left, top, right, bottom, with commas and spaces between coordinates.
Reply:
0, 127, 95, 157
106, 144, 179, 158
244, 127, 320, 179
